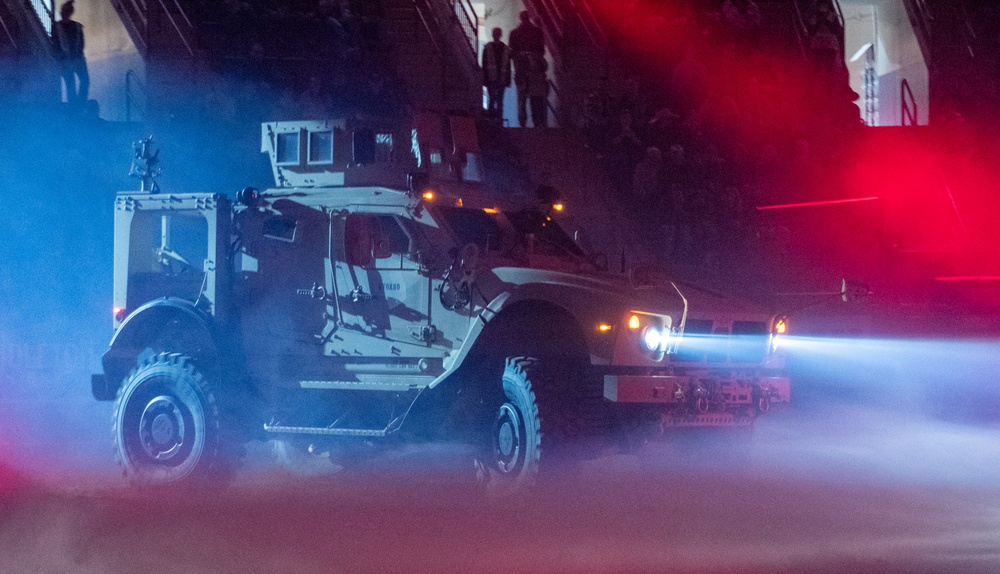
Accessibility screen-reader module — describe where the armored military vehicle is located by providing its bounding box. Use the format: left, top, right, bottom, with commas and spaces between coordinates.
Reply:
92, 115, 790, 491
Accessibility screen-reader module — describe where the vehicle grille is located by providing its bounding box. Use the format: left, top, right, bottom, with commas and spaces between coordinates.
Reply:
676, 319, 769, 364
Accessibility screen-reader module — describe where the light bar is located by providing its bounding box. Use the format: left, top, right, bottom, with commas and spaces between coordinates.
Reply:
756, 197, 880, 211
934, 276, 1000, 282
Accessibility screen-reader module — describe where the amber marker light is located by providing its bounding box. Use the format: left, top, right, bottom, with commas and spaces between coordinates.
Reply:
483, 207, 499, 214
774, 317, 787, 335
422, 190, 435, 201
552, 202, 565, 212
628, 314, 641, 330
598, 323, 613, 333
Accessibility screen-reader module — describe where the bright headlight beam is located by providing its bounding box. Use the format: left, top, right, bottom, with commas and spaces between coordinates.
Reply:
643, 327, 662, 352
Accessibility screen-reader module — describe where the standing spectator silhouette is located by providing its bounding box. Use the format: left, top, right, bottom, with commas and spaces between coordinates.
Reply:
508, 10, 544, 127
51, 1, 89, 110
527, 52, 549, 127
481, 27, 511, 123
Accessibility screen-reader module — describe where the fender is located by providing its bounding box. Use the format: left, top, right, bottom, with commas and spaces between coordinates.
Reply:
96, 298, 220, 400
401, 290, 597, 437
434, 278, 631, 386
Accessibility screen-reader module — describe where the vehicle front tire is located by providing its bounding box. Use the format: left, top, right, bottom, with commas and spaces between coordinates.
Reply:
113, 353, 234, 487
482, 357, 543, 495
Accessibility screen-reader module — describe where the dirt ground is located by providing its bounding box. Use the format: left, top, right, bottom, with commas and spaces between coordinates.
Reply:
2, 403, 1000, 574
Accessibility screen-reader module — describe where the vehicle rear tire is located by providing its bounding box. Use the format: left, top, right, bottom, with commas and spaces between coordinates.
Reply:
113, 353, 235, 488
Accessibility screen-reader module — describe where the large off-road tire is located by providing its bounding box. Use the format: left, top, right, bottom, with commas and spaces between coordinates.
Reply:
481, 357, 600, 495
483, 357, 544, 495
113, 353, 236, 488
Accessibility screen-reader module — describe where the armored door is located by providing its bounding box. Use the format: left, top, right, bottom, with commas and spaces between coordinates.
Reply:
237, 200, 331, 359
331, 210, 435, 357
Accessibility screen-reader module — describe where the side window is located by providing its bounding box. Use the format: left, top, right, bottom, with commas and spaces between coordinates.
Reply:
344, 214, 411, 266
276, 131, 300, 166
263, 217, 296, 242
353, 129, 394, 164
345, 213, 374, 267
374, 133, 393, 162
308, 130, 333, 164
373, 215, 410, 255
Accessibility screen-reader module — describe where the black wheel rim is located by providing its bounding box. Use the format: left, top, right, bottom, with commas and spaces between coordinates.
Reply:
139, 395, 186, 461
119, 373, 206, 482
493, 403, 524, 474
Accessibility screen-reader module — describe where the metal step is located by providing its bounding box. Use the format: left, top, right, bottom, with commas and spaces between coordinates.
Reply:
263, 422, 388, 438
298, 374, 433, 392
661, 413, 754, 428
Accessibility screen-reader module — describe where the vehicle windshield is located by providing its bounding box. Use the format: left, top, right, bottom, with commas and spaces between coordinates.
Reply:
504, 209, 585, 258
436, 207, 504, 251
436, 206, 586, 261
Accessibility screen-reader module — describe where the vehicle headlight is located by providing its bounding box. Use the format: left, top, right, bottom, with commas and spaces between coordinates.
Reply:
643, 326, 663, 352
626, 311, 673, 357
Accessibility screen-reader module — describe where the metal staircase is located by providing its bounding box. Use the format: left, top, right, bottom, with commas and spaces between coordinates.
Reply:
902, 0, 998, 123
0, 0, 59, 106
109, 0, 197, 59
104, 0, 483, 115
381, 0, 481, 112
525, 0, 611, 128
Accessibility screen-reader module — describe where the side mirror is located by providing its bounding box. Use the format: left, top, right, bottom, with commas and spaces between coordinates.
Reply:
841, 279, 871, 302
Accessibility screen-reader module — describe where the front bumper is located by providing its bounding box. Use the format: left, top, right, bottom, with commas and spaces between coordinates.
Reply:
603, 374, 790, 405
601, 370, 790, 428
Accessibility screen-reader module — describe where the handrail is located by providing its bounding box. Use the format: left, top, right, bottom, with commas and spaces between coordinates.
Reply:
113, 0, 149, 54
157, 0, 194, 57
571, 0, 606, 48
535, 0, 563, 40
791, 0, 809, 61
169, 0, 193, 29
546, 78, 561, 127
412, 0, 449, 103
125, 68, 149, 122
831, 0, 845, 30
531, 0, 564, 62
451, 0, 477, 58
542, 0, 565, 28
901, 78, 917, 125
28, 0, 53, 34
122, 0, 148, 28
958, 0, 975, 59
908, 0, 931, 41
0, 13, 16, 50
